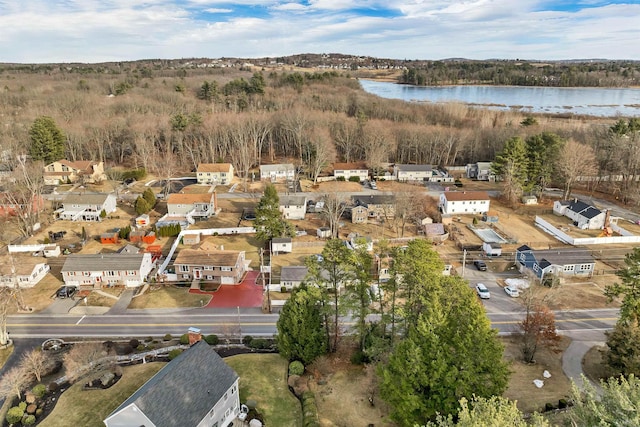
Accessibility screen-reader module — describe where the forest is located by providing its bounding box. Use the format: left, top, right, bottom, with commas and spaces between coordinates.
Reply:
0, 61, 638, 204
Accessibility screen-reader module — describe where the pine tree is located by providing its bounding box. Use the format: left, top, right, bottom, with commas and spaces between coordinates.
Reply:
253, 184, 295, 242
491, 136, 529, 206
29, 116, 65, 164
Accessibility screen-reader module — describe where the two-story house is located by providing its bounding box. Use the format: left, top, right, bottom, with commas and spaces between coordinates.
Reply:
466, 162, 495, 181
279, 266, 308, 291
61, 253, 154, 288
439, 191, 490, 215
279, 195, 307, 220
260, 164, 295, 182
167, 193, 217, 220
43, 159, 106, 185
350, 195, 396, 224
516, 245, 595, 282
0, 255, 50, 288
196, 163, 234, 185
553, 199, 606, 230
333, 162, 369, 182
57, 193, 117, 221
173, 249, 248, 284
104, 340, 240, 427
394, 164, 455, 183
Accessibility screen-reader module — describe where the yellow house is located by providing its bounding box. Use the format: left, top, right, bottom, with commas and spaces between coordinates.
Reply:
197, 163, 234, 185
43, 160, 106, 185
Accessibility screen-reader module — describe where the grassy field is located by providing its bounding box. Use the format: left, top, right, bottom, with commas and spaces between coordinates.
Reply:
128, 285, 210, 309
18, 274, 62, 313
0, 346, 13, 368
226, 354, 302, 427
39, 362, 165, 427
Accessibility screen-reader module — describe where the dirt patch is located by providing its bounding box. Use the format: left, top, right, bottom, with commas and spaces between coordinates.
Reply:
503, 335, 571, 414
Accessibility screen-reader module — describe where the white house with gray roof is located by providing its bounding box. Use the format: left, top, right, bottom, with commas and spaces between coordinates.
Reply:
553, 199, 606, 230
279, 195, 307, 220
104, 340, 240, 427
394, 164, 454, 183
57, 192, 116, 221
260, 163, 295, 182
279, 266, 309, 290
61, 253, 153, 288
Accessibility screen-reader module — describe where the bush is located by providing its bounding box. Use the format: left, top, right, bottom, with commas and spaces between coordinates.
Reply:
43, 237, 51, 244
121, 344, 134, 355
301, 391, 320, 427
48, 382, 59, 392
558, 398, 568, 409
179, 334, 190, 345
163, 333, 173, 341
336, 176, 345, 181
454, 179, 463, 187
350, 350, 368, 365
348, 176, 361, 182
35, 408, 43, 417
249, 338, 268, 349
289, 360, 304, 376
280, 286, 288, 293
137, 344, 145, 351
26, 404, 37, 415
145, 336, 153, 342
32, 384, 47, 398
168, 349, 183, 360
18, 402, 27, 411
545, 402, 555, 412
6, 406, 24, 424
23, 414, 36, 425
242, 335, 254, 346
205, 334, 219, 345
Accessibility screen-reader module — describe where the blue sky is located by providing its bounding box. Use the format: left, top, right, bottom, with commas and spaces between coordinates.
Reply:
0, 0, 639, 63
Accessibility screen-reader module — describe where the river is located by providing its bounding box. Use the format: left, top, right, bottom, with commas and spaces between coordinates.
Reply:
359, 79, 640, 118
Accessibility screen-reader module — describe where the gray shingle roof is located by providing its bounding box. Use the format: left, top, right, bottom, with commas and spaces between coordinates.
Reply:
61, 253, 146, 273
396, 164, 432, 172
110, 341, 238, 427
272, 237, 292, 244
567, 200, 602, 219
279, 195, 306, 206
532, 247, 594, 268
280, 266, 309, 282
351, 194, 395, 206
63, 192, 111, 206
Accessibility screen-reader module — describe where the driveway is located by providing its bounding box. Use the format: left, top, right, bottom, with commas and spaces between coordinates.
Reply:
190, 271, 263, 308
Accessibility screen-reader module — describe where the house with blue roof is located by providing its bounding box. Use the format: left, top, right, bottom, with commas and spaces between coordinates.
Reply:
553, 199, 606, 230
515, 245, 595, 282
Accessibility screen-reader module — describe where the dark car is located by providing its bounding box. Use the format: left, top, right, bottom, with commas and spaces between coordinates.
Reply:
474, 260, 488, 271
56, 286, 77, 299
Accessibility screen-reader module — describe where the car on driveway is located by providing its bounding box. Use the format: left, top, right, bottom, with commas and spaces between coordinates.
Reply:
504, 286, 520, 298
56, 286, 77, 299
475, 283, 490, 299
474, 260, 488, 271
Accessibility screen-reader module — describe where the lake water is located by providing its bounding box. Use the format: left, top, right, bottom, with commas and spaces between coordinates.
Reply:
359, 79, 640, 118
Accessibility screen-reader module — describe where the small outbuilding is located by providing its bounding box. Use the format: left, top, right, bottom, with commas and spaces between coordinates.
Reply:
317, 227, 331, 238
135, 214, 150, 227
483, 242, 502, 257
100, 232, 119, 244
522, 195, 538, 205
271, 237, 293, 254
182, 232, 201, 245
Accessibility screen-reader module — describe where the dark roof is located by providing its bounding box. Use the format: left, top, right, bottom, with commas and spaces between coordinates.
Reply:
109, 341, 238, 427
517, 244, 532, 252
280, 266, 309, 282
396, 164, 432, 172
567, 200, 602, 219
532, 247, 594, 268
351, 194, 395, 207
272, 237, 292, 244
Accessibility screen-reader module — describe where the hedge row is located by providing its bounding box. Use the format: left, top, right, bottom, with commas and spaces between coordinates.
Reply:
301, 391, 320, 427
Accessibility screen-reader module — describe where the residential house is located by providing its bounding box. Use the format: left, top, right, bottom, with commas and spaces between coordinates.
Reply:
424, 223, 449, 243
466, 162, 495, 181
439, 191, 490, 215
279, 266, 308, 291
260, 164, 295, 182
61, 253, 154, 288
394, 164, 454, 183
271, 238, 293, 254
515, 245, 595, 281
43, 159, 106, 185
57, 193, 117, 221
173, 249, 249, 284
350, 195, 396, 224
197, 163, 234, 185
104, 340, 240, 427
167, 193, 217, 221
279, 195, 307, 220
553, 199, 606, 230
0, 193, 45, 217
333, 162, 369, 182
0, 255, 50, 288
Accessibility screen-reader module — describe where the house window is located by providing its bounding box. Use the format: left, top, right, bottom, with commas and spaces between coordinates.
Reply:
179, 265, 189, 272
533, 264, 539, 272
563, 265, 574, 272
224, 392, 228, 401
232, 385, 237, 394
206, 275, 213, 280
221, 267, 232, 272
204, 266, 213, 270
578, 264, 591, 271
183, 274, 189, 279
106, 271, 115, 276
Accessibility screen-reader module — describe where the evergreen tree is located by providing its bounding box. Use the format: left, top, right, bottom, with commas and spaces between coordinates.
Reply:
254, 184, 295, 242
29, 116, 65, 164
491, 136, 529, 206
142, 187, 156, 209
525, 132, 564, 196
343, 238, 373, 351
570, 374, 640, 426
198, 80, 219, 101
429, 396, 549, 427
135, 196, 150, 215
276, 285, 327, 365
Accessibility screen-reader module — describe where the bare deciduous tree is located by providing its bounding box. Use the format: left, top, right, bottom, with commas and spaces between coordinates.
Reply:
20, 348, 53, 382
320, 192, 348, 239
0, 365, 31, 400
557, 139, 598, 200
63, 342, 113, 383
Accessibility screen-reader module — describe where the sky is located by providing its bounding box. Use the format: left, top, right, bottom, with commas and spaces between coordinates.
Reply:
1, 0, 639, 63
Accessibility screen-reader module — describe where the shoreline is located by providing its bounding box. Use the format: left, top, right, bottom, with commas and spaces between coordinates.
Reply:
356, 77, 640, 90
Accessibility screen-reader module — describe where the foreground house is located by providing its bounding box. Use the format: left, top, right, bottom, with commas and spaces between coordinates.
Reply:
279, 195, 307, 220
279, 266, 309, 291
439, 191, 490, 215
0, 255, 50, 288
260, 163, 295, 182
197, 163, 234, 185
57, 193, 117, 221
350, 195, 396, 223
333, 162, 369, 181
61, 253, 154, 288
44, 159, 106, 185
516, 245, 595, 281
553, 199, 606, 230
104, 340, 240, 427
173, 249, 248, 284
166, 193, 217, 222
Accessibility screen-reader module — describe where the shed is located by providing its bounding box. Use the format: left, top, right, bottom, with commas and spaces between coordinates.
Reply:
142, 231, 156, 244
100, 232, 119, 244
522, 195, 538, 205
43, 245, 61, 258
129, 230, 145, 243
483, 242, 502, 257
182, 233, 200, 245
271, 237, 293, 254
135, 214, 150, 227
317, 227, 331, 238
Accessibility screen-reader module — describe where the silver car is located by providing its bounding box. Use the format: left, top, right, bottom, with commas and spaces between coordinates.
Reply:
476, 283, 490, 299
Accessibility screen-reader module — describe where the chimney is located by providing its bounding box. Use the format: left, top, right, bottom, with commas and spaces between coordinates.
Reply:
187, 327, 202, 345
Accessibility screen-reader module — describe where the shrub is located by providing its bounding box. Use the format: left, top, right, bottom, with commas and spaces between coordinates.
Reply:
204, 334, 219, 345
168, 349, 183, 360
289, 361, 304, 376
137, 344, 145, 351
32, 384, 47, 398
23, 414, 36, 425
472, 217, 478, 226
43, 237, 51, 244
145, 336, 153, 342
6, 406, 24, 424
18, 402, 27, 411
26, 403, 37, 414
545, 402, 555, 412
558, 398, 568, 409
301, 391, 320, 427
348, 176, 361, 182
163, 333, 173, 341
350, 350, 368, 365
48, 382, 59, 392
121, 344, 134, 355
242, 335, 254, 346
103, 340, 115, 350
336, 176, 346, 181
280, 286, 288, 293
179, 334, 190, 345
35, 408, 43, 417
100, 209, 107, 219
249, 338, 268, 349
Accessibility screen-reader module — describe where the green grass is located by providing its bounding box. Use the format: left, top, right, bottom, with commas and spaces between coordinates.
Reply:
226, 354, 302, 427
38, 362, 165, 427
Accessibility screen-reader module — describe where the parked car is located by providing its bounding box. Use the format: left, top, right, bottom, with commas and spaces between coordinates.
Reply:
56, 286, 77, 299
504, 286, 520, 298
370, 181, 378, 190
475, 283, 490, 299
474, 260, 488, 271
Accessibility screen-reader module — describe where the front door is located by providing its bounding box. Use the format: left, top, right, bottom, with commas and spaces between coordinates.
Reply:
193, 269, 202, 280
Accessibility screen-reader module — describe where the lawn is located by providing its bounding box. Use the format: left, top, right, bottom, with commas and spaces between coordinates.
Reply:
18, 274, 62, 313
226, 353, 302, 427
0, 346, 13, 368
39, 362, 165, 427
128, 285, 210, 309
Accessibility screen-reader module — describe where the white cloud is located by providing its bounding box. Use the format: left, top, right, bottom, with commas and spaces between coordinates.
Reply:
204, 8, 233, 13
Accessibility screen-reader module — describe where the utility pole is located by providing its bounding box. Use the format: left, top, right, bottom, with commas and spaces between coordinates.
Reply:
462, 249, 467, 278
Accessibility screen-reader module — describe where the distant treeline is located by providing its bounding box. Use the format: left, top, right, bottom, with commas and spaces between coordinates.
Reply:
398, 61, 640, 87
